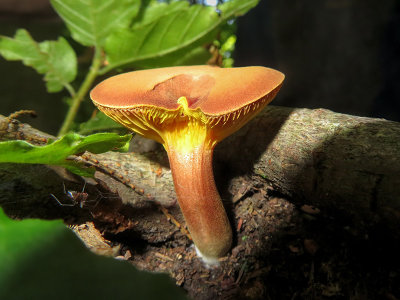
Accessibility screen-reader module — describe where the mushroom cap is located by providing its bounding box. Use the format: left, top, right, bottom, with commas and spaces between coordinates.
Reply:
91, 65, 284, 116
91, 66, 284, 260
90, 65, 284, 145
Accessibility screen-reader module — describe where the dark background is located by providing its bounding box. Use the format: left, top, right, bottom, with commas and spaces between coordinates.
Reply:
1, 0, 399, 135
235, 0, 400, 121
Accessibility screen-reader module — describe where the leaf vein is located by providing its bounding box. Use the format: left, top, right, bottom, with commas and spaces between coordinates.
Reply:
156, 11, 183, 50
52, 0, 90, 25
63, 18, 94, 42
134, 21, 159, 56
96, 5, 135, 39
179, 6, 201, 43
95, 0, 114, 13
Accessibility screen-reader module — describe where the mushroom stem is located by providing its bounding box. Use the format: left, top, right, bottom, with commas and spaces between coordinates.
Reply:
90, 66, 285, 263
167, 144, 232, 263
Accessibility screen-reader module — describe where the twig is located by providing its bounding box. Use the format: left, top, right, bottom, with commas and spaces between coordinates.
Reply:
7, 110, 37, 120
159, 205, 192, 240
0, 111, 49, 144
78, 152, 147, 197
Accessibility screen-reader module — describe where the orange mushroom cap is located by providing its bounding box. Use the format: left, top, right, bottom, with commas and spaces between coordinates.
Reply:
90, 65, 284, 263
91, 65, 283, 113
91, 65, 284, 146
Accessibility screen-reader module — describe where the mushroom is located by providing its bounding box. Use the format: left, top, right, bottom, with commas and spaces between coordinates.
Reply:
90, 65, 284, 264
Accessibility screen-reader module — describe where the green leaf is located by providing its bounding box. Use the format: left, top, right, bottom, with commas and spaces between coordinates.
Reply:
0, 29, 77, 93
103, 0, 259, 72
79, 112, 127, 135
217, 18, 237, 67
131, 0, 189, 30
0, 133, 131, 177
220, 35, 236, 67
132, 44, 211, 69
0, 208, 187, 300
218, 0, 259, 16
50, 0, 141, 48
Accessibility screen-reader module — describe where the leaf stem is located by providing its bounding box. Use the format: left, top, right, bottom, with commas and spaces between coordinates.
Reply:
64, 82, 76, 98
58, 48, 102, 136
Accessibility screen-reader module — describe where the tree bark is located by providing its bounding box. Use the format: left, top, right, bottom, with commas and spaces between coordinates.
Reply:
214, 106, 400, 221
1, 105, 399, 222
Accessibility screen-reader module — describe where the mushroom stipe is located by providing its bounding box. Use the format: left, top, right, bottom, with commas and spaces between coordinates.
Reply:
90, 65, 284, 264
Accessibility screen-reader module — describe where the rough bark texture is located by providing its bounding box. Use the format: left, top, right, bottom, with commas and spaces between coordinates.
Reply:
1, 105, 399, 222
1, 106, 399, 299
214, 106, 400, 221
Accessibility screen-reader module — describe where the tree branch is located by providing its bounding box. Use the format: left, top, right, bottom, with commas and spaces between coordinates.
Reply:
1, 105, 399, 222
1, 106, 399, 299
